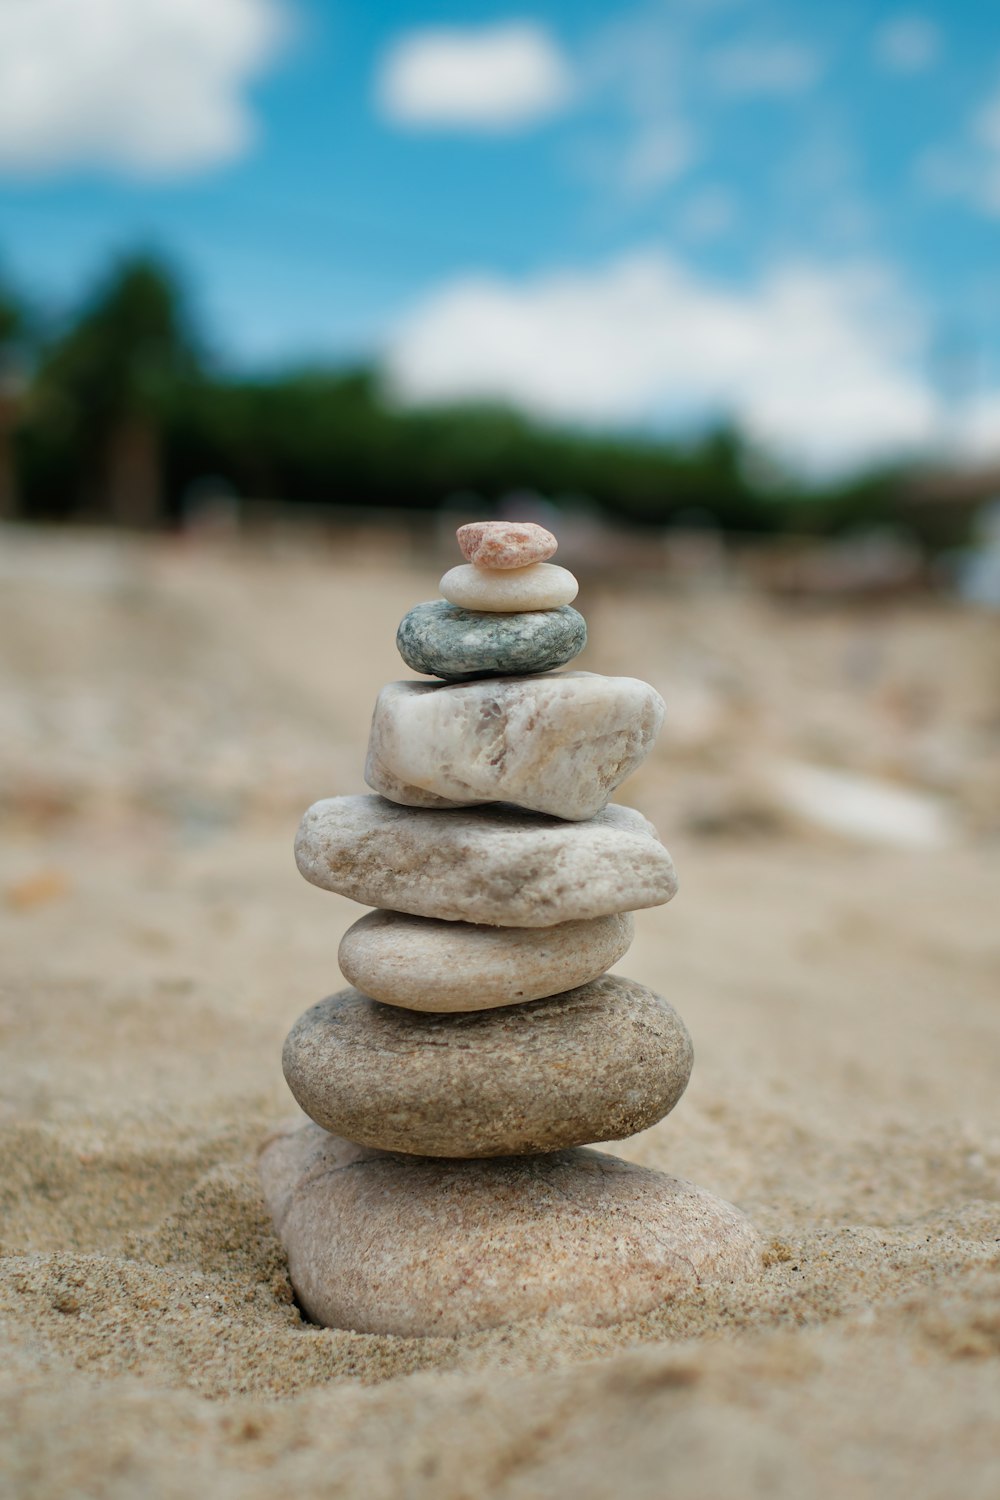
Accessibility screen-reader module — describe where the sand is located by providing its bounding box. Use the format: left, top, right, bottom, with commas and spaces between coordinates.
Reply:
2, 526, 999, 1498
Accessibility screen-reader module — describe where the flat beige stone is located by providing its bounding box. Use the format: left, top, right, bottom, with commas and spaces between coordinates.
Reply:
259, 1121, 762, 1336
338, 909, 634, 1011
282, 974, 692, 1157
456, 520, 557, 569
295, 796, 678, 926
365, 673, 665, 821
440, 562, 578, 611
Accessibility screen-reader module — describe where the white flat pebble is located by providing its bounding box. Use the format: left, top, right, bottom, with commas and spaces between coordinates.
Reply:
338, 909, 634, 1011
365, 672, 665, 822
295, 795, 678, 926
260, 1122, 763, 1336
440, 562, 578, 612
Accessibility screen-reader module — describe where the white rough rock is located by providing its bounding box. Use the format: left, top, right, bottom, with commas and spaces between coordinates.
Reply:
338, 909, 634, 1011
365, 672, 665, 821
440, 562, 578, 611
260, 1122, 762, 1336
294, 795, 678, 926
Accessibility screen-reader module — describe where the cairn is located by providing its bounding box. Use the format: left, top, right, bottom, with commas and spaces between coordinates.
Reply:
260, 521, 760, 1337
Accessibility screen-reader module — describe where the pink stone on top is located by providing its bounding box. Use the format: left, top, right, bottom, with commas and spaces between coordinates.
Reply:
457, 521, 558, 570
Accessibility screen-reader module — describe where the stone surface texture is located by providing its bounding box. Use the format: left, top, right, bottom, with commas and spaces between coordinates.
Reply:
456, 520, 557, 569
440, 563, 578, 612
365, 673, 665, 822
338, 909, 634, 1011
282, 975, 692, 1157
295, 795, 678, 926
259, 1122, 763, 1336
396, 600, 586, 681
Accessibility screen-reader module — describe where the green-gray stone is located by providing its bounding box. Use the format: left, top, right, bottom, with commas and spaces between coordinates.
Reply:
396, 600, 587, 681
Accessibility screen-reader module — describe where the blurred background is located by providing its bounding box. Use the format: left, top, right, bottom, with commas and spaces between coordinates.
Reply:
3, 12, 1000, 1484
2, 0, 1000, 550
1, 0, 998, 945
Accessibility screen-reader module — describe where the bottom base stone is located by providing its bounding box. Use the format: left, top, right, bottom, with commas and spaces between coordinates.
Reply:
259, 1121, 762, 1338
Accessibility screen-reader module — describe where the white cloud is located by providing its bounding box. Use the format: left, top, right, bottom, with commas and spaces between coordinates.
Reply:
619, 122, 696, 196
568, 9, 697, 203
385, 251, 988, 477
915, 146, 984, 208
952, 390, 1000, 463
709, 42, 821, 97
678, 186, 737, 241
975, 87, 1000, 154
822, 198, 878, 243
376, 22, 573, 133
874, 16, 941, 74
917, 80, 1000, 217
0, 0, 287, 176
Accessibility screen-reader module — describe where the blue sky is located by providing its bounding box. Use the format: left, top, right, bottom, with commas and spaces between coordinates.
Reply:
1, 0, 998, 473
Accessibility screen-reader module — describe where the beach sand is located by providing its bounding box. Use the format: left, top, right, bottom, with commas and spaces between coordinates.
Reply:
2, 529, 999, 1498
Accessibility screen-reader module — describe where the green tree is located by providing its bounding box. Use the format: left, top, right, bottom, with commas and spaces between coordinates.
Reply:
0, 283, 31, 520
40, 254, 202, 525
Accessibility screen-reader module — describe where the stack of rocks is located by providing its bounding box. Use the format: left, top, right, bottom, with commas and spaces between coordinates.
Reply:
260, 522, 760, 1338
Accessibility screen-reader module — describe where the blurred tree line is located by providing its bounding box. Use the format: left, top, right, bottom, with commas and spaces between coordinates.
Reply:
0, 251, 916, 538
